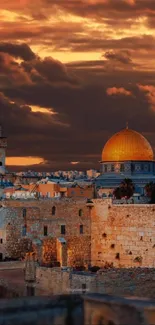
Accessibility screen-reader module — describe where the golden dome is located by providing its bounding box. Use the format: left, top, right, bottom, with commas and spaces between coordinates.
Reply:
102, 127, 154, 162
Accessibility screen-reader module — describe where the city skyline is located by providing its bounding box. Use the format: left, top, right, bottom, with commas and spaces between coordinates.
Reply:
0, 0, 155, 171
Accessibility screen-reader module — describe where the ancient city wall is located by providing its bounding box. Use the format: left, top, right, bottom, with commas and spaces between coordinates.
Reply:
91, 199, 155, 267
96, 268, 155, 298
35, 267, 97, 296
3, 198, 155, 268
35, 266, 155, 299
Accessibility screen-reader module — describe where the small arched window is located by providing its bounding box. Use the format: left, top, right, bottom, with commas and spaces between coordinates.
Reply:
79, 209, 83, 217
52, 206, 56, 215
23, 208, 27, 218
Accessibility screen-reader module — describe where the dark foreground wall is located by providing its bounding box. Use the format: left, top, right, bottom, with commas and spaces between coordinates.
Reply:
1, 294, 155, 325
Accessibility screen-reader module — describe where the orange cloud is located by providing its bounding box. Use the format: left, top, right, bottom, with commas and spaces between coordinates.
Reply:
138, 84, 155, 112
30, 105, 55, 115
106, 87, 132, 96
70, 161, 80, 165
6, 157, 45, 166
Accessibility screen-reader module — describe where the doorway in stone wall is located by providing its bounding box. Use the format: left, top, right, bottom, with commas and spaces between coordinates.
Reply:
26, 286, 35, 296
0, 253, 3, 261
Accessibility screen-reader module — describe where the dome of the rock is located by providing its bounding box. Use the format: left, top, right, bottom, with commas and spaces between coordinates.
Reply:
102, 128, 153, 162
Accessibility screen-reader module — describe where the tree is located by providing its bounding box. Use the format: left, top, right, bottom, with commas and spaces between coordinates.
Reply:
113, 178, 134, 199
145, 182, 155, 204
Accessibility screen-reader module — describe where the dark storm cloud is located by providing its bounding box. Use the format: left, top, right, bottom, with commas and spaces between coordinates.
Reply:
104, 50, 132, 65
39, 0, 155, 24
1, 42, 155, 170
0, 50, 78, 88
3, 74, 155, 171
0, 21, 84, 42
64, 35, 155, 52
0, 43, 36, 61
0, 52, 32, 87
22, 57, 78, 84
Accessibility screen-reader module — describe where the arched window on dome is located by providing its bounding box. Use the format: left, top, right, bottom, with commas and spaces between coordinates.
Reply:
79, 209, 83, 217
52, 206, 56, 215
0, 162, 2, 166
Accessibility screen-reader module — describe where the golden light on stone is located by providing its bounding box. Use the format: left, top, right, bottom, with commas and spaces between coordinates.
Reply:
102, 128, 154, 162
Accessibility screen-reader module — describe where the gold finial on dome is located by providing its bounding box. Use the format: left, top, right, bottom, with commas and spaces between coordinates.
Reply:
126, 121, 128, 129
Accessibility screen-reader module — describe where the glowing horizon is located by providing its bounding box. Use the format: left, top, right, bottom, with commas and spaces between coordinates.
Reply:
6, 157, 45, 166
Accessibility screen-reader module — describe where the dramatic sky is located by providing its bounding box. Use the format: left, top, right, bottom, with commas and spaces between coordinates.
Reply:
1, 0, 155, 171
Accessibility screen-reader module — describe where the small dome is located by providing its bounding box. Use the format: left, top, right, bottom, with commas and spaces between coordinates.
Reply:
102, 128, 153, 162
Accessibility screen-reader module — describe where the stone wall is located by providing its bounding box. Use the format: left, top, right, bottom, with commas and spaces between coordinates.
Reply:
3, 197, 155, 268
96, 267, 155, 298
91, 199, 155, 267
35, 266, 155, 299
0, 207, 30, 259
35, 267, 97, 296
1, 199, 91, 266
35, 267, 70, 295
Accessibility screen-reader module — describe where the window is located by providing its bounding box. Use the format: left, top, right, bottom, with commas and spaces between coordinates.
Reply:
0, 239, 2, 244
80, 225, 83, 234
104, 165, 107, 172
120, 164, 124, 172
0, 162, 2, 166
82, 283, 86, 294
111, 164, 114, 172
52, 206, 56, 215
22, 225, 27, 236
23, 208, 27, 218
44, 226, 48, 236
79, 209, 83, 217
61, 225, 66, 235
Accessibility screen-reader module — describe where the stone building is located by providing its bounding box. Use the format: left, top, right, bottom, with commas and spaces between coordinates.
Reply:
0, 199, 91, 266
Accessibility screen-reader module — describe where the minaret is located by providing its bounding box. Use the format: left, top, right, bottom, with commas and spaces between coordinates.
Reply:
0, 125, 7, 175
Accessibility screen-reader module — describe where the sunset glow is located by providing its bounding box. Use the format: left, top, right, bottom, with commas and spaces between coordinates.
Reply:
6, 157, 45, 166
30, 106, 56, 115
1, 0, 155, 170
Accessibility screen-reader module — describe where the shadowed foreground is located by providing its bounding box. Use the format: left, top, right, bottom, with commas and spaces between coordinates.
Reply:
1, 294, 155, 325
